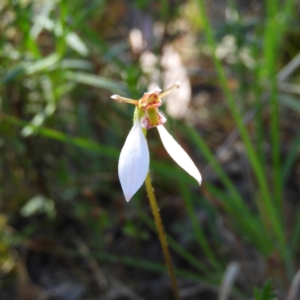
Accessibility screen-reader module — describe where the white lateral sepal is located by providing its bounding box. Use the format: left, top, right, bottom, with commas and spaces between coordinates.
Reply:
118, 120, 150, 201
157, 125, 202, 185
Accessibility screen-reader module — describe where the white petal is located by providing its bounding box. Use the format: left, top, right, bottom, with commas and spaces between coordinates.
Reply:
118, 120, 150, 201
157, 125, 202, 184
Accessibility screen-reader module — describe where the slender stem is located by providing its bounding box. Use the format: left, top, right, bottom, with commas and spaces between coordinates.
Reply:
145, 172, 181, 300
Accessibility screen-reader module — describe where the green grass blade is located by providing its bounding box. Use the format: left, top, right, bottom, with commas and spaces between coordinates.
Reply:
196, 0, 285, 252
64, 71, 128, 94
183, 125, 272, 254
281, 135, 300, 187
179, 182, 223, 271
1, 54, 60, 84
142, 213, 211, 274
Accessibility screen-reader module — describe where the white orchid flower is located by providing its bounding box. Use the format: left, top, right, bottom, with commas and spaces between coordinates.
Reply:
111, 82, 202, 202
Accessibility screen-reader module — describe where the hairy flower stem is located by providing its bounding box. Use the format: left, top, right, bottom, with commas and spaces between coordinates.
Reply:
145, 173, 181, 300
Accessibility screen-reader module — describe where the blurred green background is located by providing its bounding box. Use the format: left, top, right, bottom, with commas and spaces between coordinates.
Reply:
1, 0, 300, 299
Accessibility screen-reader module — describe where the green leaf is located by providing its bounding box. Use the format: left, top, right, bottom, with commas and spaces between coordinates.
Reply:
20, 195, 56, 219
254, 279, 277, 300
1, 54, 60, 84
66, 32, 89, 56
64, 71, 128, 94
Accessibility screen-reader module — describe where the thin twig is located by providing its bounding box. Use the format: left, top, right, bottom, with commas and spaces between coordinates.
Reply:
70, 231, 108, 291
218, 262, 240, 300
107, 276, 146, 300
279, 82, 300, 96
286, 269, 300, 300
